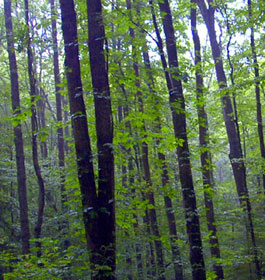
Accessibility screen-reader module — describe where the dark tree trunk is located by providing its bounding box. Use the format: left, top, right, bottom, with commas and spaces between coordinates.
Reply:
38, 88, 48, 160
191, 4, 224, 279
87, 0, 115, 277
50, 0, 67, 214
60, 0, 115, 278
24, 0, 46, 255
62, 95, 70, 154
126, 1, 165, 278
154, 0, 206, 278
248, 0, 265, 193
196, 0, 261, 277
59, 0, 103, 278
223, 9, 241, 142
4, 0, 30, 255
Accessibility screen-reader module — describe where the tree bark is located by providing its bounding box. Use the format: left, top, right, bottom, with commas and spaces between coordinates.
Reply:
60, 0, 115, 278
50, 0, 67, 215
248, 0, 265, 193
196, 0, 261, 277
154, 0, 206, 278
24, 0, 46, 255
4, 0, 30, 255
87, 0, 115, 277
191, 4, 224, 279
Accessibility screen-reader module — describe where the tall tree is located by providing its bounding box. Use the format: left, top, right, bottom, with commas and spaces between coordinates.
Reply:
24, 0, 45, 253
50, 0, 67, 216
247, 0, 265, 192
153, 0, 206, 278
195, 0, 261, 277
4, 0, 30, 255
191, 2, 224, 279
87, 0, 115, 277
60, 0, 115, 278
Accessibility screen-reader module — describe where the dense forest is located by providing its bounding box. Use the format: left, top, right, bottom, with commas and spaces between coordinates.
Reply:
0, 0, 265, 279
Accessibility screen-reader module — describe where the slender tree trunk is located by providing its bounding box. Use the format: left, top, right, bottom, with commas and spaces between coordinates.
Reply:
142, 47, 184, 280
50, 0, 67, 215
154, 0, 206, 278
38, 88, 48, 160
62, 95, 70, 154
191, 4, 224, 279
248, 0, 265, 193
126, 1, 165, 278
196, 0, 261, 277
4, 0, 30, 255
24, 0, 46, 255
223, 9, 241, 141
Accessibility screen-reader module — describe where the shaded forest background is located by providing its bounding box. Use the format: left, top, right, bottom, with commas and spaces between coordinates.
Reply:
0, 0, 265, 279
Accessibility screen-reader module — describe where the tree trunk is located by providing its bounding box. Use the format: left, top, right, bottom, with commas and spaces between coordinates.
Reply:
50, 0, 68, 216
4, 0, 30, 255
60, 0, 115, 278
24, 0, 46, 255
87, 0, 115, 278
191, 4, 224, 279
38, 88, 48, 160
248, 0, 265, 193
196, 0, 261, 277
154, 0, 206, 278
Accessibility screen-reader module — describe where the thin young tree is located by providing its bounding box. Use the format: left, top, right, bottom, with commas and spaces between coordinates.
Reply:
191, 2, 224, 278
50, 0, 67, 218
152, 0, 206, 278
247, 0, 265, 192
195, 0, 261, 277
4, 0, 30, 255
24, 0, 45, 254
